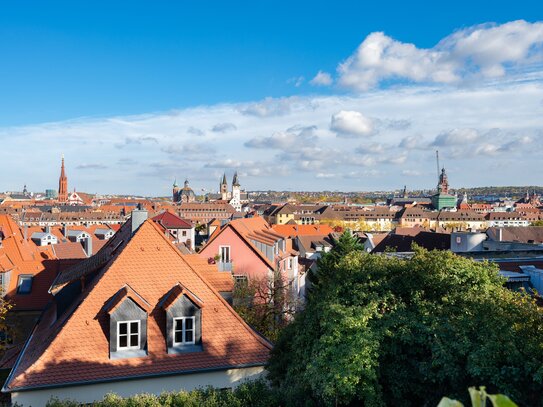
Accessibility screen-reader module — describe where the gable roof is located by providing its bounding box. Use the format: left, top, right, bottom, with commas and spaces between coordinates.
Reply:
152, 211, 193, 229
4, 219, 270, 393
202, 216, 281, 270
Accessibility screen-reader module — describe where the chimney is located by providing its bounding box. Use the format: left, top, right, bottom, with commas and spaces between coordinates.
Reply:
82, 236, 93, 257
131, 204, 148, 234
63, 224, 68, 237
45, 226, 51, 234
24, 225, 28, 240
497, 227, 503, 242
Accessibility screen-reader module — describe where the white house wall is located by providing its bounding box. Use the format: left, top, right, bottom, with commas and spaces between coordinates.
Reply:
12, 366, 265, 407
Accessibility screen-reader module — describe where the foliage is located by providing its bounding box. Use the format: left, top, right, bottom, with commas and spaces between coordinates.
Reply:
45, 379, 281, 407
0, 290, 13, 351
268, 238, 543, 406
531, 220, 543, 227
232, 270, 299, 342
438, 387, 517, 407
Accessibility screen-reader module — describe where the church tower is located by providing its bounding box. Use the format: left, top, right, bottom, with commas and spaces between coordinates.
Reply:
437, 168, 449, 194
230, 172, 242, 212
58, 155, 68, 203
220, 173, 229, 200
172, 179, 181, 203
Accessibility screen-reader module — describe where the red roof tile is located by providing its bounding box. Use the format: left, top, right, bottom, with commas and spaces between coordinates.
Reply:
4, 219, 270, 392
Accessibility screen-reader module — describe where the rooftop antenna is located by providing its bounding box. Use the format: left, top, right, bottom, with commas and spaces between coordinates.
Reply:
435, 150, 440, 182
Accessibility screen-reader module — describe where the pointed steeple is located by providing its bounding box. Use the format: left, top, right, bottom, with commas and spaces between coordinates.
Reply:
173, 179, 178, 188
221, 173, 227, 185
58, 155, 68, 203
232, 171, 240, 187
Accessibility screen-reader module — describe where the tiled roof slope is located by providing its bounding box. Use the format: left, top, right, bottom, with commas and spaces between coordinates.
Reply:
183, 255, 234, 292
0, 215, 57, 311
152, 211, 193, 229
4, 220, 270, 392
272, 224, 334, 238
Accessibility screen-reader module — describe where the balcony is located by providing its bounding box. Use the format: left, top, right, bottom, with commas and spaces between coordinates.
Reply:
218, 261, 233, 272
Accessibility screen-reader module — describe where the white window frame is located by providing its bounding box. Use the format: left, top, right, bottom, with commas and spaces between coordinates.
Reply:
173, 316, 196, 346
117, 320, 141, 350
219, 245, 231, 263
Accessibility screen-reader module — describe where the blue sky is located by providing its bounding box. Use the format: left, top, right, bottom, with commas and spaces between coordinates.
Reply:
1, 2, 543, 195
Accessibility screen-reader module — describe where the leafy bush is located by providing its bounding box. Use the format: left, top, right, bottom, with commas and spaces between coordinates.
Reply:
268, 232, 543, 406
45, 379, 281, 407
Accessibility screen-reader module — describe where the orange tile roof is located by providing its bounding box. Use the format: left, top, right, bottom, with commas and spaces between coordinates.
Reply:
5, 219, 270, 392
272, 224, 334, 237
183, 255, 234, 292
0, 215, 57, 311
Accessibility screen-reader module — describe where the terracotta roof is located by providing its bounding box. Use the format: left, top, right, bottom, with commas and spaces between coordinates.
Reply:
51, 241, 87, 260
183, 255, 234, 293
0, 215, 57, 311
152, 211, 193, 229
4, 220, 270, 392
202, 216, 279, 270
272, 224, 334, 238
487, 227, 543, 244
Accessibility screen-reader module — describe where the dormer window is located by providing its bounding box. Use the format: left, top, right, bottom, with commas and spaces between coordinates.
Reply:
118, 320, 140, 350
103, 286, 150, 359
161, 283, 203, 354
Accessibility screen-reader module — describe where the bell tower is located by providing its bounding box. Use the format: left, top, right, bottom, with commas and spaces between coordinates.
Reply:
220, 173, 228, 200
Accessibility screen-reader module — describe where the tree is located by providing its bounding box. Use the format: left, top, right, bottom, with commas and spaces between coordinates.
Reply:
232, 270, 299, 342
0, 292, 13, 351
268, 243, 543, 406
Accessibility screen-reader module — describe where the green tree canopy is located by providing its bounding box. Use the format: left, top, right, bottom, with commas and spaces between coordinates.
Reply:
268, 242, 543, 406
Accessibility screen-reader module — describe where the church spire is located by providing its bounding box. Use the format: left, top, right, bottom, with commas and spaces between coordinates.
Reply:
58, 155, 68, 203
232, 171, 240, 187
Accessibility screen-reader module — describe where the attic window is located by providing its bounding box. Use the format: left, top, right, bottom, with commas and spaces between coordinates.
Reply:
173, 317, 195, 345
118, 320, 140, 349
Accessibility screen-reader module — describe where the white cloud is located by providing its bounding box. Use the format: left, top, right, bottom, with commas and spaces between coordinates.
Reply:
316, 172, 336, 178
331, 110, 375, 137
240, 97, 294, 117
2, 75, 543, 194
337, 20, 543, 91
402, 169, 421, 176
287, 76, 305, 87
432, 128, 480, 146
211, 122, 237, 133
310, 71, 333, 86
245, 126, 318, 150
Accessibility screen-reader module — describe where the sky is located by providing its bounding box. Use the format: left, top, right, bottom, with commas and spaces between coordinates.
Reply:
1, 1, 543, 195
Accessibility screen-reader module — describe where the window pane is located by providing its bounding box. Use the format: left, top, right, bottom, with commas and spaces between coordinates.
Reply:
119, 335, 127, 348
130, 334, 138, 347
18, 276, 33, 294
175, 331, 183, 343
174, 319, 182, 331
185, 330, 193, 343
185, 318, 193, 330
130, 322, 139, 334
119, 323, 127, 335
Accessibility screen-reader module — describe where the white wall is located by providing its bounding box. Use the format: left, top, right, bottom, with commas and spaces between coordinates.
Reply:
12, 366, 265, 407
